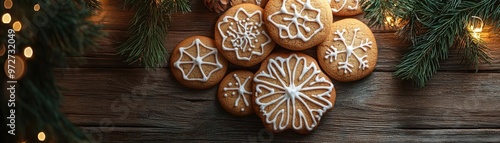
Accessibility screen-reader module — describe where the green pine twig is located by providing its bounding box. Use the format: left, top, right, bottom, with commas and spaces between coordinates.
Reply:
1, 0, 104, 142
118, 0, 191, 69
362, 0, 499, 87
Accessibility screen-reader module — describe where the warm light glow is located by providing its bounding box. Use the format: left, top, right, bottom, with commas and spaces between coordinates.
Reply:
4, 0, 13, 9
469, 16, 484, 40
34, 4, 40, 11
24, 47, 33, 58
2, 13, 11, 24
38, 132, 46, 141
13, 21, 22, 31
385, 16, 395, 27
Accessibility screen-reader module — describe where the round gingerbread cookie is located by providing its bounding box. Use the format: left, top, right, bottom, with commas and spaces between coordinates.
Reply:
264, 0, 332, 50
217, 70, 254, 116
232, 0, 269, 8
329, 0, 363, 16
317, 18, 377, 82
215, 4, 275, 67
170, 36, 228, 89
252, 52, 336, 134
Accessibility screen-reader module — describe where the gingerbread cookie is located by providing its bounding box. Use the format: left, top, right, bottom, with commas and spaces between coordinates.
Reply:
329, 0, 363, 16
170, 36, 228, 89
264, 0, 332, 50
317, 18, 377, 82
218, 70, 254, 116
232, 0, 269, 8
253, 53, 336, 134
215, 4, 275, 67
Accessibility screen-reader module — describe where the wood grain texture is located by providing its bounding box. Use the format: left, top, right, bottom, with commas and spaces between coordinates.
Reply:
57, 0, 500, 142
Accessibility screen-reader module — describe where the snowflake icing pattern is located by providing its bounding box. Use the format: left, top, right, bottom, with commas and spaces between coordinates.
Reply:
218, 8, 271, 61
324, 28, 373, 73
223, 74, 252, 112
268, 0, 323, 41
174, 39, 223, 82
254, 54, 334, 131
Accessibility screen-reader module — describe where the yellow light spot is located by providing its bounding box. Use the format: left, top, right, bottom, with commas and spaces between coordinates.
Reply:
38, 132, 46, 141
24, 47, 33, 58
469, 16, 484, 40
4, 0, 13, 9
384, 16, 394, 27
34, 4, 40, 11
472, 27, 482, 33
2, 13, 11, 24
13, 21, 22, 31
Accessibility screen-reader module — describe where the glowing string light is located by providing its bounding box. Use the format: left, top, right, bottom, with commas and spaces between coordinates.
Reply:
38, 132, 46, 141
24, 47, 33, 58
469, 16, 484, 39
2, 13, 11, 24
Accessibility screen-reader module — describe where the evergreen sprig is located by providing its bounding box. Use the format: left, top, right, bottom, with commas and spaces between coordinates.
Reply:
362, 0, 500, 87
1, 0, 103, 142
82, 0, 101, 13
117, 0, 191, 69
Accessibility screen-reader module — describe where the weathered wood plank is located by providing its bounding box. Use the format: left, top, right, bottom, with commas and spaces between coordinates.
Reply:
81, 0, 500, 71
57, 69, 500, 142
76, 30, 500, 72
78, 126, 500, 142
57, 0, 500, 142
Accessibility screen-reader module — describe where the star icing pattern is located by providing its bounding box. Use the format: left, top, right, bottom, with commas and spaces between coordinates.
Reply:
254, 54, 334, 131
218, 8, 272, 61
223, 74, 252, 112
268, 0, 323, 42
329, 0, 359, 12
324, 28, 373, 73
174, 39, 223, 82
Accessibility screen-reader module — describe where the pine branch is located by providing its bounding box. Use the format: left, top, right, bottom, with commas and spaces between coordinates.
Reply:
456, 34, 491, 72
118, 0, 191, 69
1, 0, 104, 142
363, 0, 499, 87
80, 0, 101, 13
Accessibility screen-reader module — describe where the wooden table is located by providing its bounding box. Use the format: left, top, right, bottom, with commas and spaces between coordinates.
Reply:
58, 0, 500, 142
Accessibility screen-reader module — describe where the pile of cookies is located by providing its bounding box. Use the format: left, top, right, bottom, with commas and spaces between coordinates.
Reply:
170, 0, 377, 134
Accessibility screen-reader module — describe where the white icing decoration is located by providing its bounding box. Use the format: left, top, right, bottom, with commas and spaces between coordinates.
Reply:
254, 54, 334, 131
324, 28, 373, 73
242, 0, 262, 5
329, 0, 359, 13
174, 39, 223, 82
267, 0, 323, 42
224, 74, 252, 107
218, 8, 271, 61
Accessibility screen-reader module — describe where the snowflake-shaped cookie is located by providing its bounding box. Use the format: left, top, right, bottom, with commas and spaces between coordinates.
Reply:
268, 0, 323, 42
324, 28, 373, 73
329, 0, 359, 12
174, 39, 223, 82
254, 54, 334, 132
223, 74, 252, 112
218, 8, 272, 61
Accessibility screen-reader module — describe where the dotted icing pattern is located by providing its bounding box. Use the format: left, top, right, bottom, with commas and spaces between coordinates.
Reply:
254, 54, 334, 131
267, 0, 323, 42
218, 7, 272, 61
223, 74, 252, 112
174, 38, 223, 82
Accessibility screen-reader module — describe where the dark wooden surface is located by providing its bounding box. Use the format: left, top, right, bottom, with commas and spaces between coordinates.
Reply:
57, 0, 500, 142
